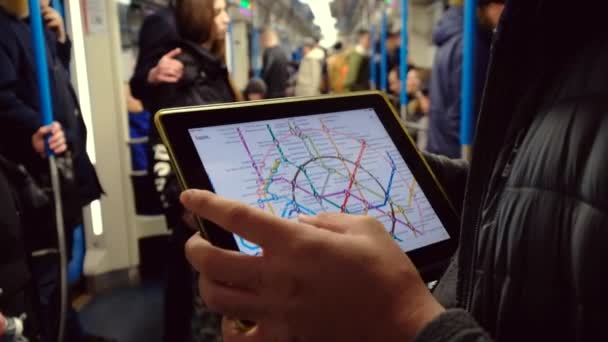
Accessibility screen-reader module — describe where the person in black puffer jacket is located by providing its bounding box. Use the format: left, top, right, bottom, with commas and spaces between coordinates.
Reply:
148, 0, 239, 341
184, 0, 608, 341
420, 1, 608, 340
129, 4, 178, 117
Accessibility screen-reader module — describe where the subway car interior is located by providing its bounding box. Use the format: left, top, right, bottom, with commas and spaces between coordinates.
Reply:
2, 0, 607, 341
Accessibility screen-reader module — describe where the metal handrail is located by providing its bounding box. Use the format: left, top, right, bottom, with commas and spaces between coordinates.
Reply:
127, 137, 150, 145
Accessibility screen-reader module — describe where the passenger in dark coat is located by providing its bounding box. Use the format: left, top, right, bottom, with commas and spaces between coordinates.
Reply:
130, 5, 196, 342
150, 0, 238, 234
129, 5, 180, 115
150, 39, 238, 215
0, 2, 103, 341
130, 2, 236, 341
155, 42, 237, 110
0, 4, 102, 249
261, 28, 290, 98
426, 0, 504, 158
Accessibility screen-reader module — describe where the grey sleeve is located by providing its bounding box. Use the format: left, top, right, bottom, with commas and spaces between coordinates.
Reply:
431, 257, 459, 308
413, 309, 493, 342
422, 152, 469, 214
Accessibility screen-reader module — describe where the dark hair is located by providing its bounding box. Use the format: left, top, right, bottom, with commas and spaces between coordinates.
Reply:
244, 78, 267, 96
387, 31, 400, 39
175, 0, 224, 57
478, 0, 506, 7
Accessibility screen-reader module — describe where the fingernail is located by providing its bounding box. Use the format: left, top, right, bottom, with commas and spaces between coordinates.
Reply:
297, 214, 309, 221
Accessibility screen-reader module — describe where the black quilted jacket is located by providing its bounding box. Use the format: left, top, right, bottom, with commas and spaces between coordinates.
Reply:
415, 0, 608, 341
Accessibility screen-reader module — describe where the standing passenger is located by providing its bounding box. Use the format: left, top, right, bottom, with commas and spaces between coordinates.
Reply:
385, 25, 402, 77
294, 38, 325, 97
243, 78, 267, 101
426, 0, 505, 158
260, 27, 289, 98
149, 0, 239, 341
129, 1, 182, 116
129, 4, 194, 342
0, 1, 104, 341
327, 42, 351, 93
344, 29, 372, 92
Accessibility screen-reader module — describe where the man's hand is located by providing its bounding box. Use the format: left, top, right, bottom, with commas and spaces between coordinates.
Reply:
42, 5, 66, 44
183, 190, 445, 342
32, 122, 67, 157
147, 48, 184, 85
417, 91, 431, 114
181, 209, 199, 231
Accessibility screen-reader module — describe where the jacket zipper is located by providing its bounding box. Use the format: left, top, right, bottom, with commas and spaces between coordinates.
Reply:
465, 129, 525, 310
462, 0, 541, 311
465, 187, 489, 310
462, 27, 502, 311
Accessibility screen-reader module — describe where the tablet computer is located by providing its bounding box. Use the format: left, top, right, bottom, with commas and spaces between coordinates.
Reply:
155, 92, 459, 275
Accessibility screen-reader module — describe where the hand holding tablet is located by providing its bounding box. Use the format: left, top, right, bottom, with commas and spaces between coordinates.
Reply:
183, 189, 446, 341
156, 92, 459, 275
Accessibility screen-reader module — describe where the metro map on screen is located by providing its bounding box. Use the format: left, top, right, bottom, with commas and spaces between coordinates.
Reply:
189, 108, 450, 255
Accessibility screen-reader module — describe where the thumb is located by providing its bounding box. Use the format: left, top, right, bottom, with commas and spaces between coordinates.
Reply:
165, 48, 182, 59
37, 125, 53, 136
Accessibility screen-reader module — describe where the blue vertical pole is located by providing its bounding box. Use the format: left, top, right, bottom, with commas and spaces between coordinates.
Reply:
369, 25, 377, 90
251, 1, 261, 78
399, 0, 408, 121
28, 1, 68, 341
252, 28, 261, 78
29, 0, 54, 127
228, 21, 236, 74
460, 0, 477, 160
380, 9, 388, 92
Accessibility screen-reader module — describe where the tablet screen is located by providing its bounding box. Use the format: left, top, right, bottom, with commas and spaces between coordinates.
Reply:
188, 108, 450, 255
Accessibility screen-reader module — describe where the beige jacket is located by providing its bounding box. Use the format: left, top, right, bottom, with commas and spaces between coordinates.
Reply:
295, 47, 325, 97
